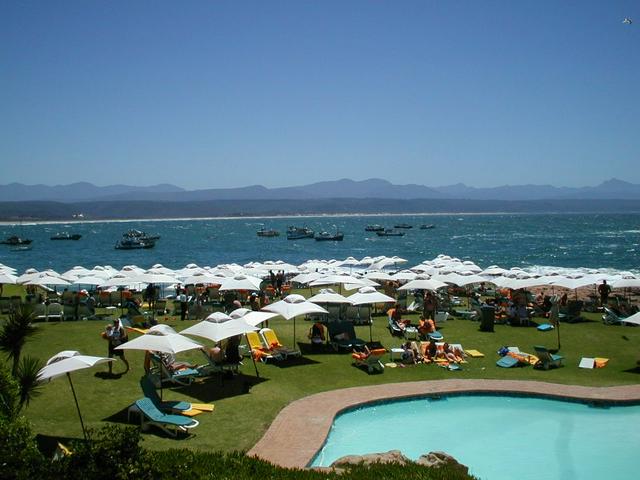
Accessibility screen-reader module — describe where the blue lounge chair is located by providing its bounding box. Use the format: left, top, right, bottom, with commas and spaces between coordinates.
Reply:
533, 345, 564, 370
134, 398, 199, 437
149, 353, 200, 386
140, 376, 192, 413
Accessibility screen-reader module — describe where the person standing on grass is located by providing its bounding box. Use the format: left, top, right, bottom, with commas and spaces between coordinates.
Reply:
178, 287, 188, 321
104, 318, 129, 375
598, 280, 612, 306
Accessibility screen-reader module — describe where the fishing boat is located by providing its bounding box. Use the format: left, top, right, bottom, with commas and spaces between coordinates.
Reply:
50, 232, 82, 240
115, 237, 155, 250
394, 223, 413, 229
419, 224, 435, 230
257, 228, 280, 237
315, 231, 344, 241
1, 235, 33, 246
287, 226, 314, 240
376, 229, 405, 237
364, 224, 385, 232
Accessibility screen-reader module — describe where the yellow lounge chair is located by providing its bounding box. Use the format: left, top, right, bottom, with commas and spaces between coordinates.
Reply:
259, 328, 301, 358
246, 331, 284, 362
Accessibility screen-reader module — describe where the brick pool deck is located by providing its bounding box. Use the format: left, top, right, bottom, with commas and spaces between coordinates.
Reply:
247, 379, 640, 468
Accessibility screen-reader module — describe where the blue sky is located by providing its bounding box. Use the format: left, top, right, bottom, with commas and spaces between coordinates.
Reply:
1, 1, 638, 189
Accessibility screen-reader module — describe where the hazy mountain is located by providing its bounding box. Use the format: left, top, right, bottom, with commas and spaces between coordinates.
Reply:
0, 182, 184, 202
1, 178, 639, 203
433, 178, 640, 200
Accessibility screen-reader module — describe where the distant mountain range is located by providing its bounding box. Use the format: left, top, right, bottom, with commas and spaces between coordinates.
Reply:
1, 178, 640, 202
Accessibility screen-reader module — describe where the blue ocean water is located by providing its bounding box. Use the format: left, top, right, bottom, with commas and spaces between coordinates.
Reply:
1, 213, 639, 274
311, 395, 640, 479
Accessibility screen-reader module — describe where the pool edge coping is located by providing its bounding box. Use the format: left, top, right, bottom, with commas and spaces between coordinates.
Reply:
246, 379, 640, 469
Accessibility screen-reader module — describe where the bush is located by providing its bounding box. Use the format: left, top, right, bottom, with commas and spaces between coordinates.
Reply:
0, 415, 46, 480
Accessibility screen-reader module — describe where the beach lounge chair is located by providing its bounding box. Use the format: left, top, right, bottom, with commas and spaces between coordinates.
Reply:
533, 345, 564, 370
140, 376, 195, 414
47, 302, 64, 321
602, 306, 627, 325
327, 320, 367, 352
559, 300, 583, 323
198, 348, 241, 375
259, 328, 301, 358
133, 398, 199, 437
149, 353, 200, 386
352, 348, 386, 374
246, 331, 284, 362
387, 316, 404, 337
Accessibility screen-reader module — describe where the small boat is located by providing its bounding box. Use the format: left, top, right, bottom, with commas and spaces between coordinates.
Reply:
376, 229, 405, 237
315, 231, 344, 241
123, 229, 160, 241
419, 224, 435, 230
50, 232, 82, 240
115, 238, 155, 250
10, 245, 32, 251
364, 224, 385, 232
394, 223, 413, 229
1, 235, 33, 246
287, 226, 314, 240
257, 228, 280, 237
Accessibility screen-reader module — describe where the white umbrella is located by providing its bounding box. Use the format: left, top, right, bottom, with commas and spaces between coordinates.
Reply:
347, 286, 396, 341
37, 350, 114, 440
115, 324, 203, 354
204, 311, 233, 323
612, 278, 640, 289
180, 271, 224, 286
308, 288, 354, 305
621, 311, 640, 326
229, 307, 279, 327
181, 317, 258, 343
0, 271, 17, 284
398, 277, 447, 292
22, 272, 71, 287
218, 274, 262, 292
73, 275, 110, 287
262, 294, 328, 347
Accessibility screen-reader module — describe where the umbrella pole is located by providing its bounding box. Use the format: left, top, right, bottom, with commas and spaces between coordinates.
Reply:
67, 373, 88, 441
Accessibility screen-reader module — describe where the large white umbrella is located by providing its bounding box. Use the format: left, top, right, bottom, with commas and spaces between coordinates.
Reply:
204, 311, 233, 323
308, 288, 354, 305
0, 271, 17, 284
180, 271, 224, 286
21, 272, 71, 287
347, 286, 396, 340
229, 307, 279, 327
218, 274, 262, 292
621, 311, 640, 326
115, 324, 203, 354
262, 294, 328, 347
398, 277, 447, 292
181, 317, 258, 343
612, 278, 640, 289
37, 350, 114, 439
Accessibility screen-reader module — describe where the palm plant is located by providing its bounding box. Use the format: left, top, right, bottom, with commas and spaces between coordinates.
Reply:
0, 305, 38, 376
14, 356, 43, 414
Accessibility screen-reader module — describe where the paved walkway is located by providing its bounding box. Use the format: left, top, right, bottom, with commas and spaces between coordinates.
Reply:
247, 379, 640, 468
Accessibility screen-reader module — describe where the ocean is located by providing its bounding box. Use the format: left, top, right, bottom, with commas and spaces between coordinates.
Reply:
1, 213, 639, 275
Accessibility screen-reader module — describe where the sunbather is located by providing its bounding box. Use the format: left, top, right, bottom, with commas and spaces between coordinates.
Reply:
400, 341, 419, 364
418, 316, 437, 338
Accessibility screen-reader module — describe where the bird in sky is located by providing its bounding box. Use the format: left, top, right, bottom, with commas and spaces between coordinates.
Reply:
622, 17, 633, 25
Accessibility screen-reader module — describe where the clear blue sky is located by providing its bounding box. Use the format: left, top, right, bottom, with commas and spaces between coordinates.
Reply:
1, 1, 638, 189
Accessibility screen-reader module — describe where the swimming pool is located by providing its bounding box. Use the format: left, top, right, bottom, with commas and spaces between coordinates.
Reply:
311, 394, 640, 479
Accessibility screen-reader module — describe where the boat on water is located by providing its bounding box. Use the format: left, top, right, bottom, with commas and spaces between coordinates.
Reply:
123, 229, 160, 241
420, 224, 435, 230
287, 226, 314, 240
50, 232, 82, 240
394, 223, 413, 229
115, 238, 156, 250
364, 224, 385, 232
1, 236, 33, 246
315, 231, 344, 241
257, 228, 280, 237
10, 245, 32, 252
376, 229, 405, 237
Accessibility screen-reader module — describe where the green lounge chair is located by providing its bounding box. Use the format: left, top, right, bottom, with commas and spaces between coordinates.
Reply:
134, 398, 199, 437
533, 345, 564, 370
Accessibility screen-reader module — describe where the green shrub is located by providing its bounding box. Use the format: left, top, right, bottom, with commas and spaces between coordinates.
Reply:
0, 415, 46, 480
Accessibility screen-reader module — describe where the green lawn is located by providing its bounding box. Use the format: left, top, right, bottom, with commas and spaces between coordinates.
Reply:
14, 305, 640, 454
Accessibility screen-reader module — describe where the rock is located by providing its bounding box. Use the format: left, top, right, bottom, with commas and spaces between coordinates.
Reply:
416, 451, 469, 474
330, 450, 410, 468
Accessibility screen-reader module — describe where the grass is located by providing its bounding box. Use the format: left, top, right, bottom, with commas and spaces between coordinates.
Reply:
11, 300, 640, 455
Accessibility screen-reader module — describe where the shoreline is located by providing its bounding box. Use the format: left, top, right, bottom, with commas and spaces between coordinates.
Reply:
0, 210, 627, 226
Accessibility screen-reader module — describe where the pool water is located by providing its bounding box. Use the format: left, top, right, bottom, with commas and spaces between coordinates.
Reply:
311, 395, 640, 479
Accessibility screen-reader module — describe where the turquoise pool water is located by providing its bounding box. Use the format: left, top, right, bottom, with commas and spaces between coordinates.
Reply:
311, 395, 640, 479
